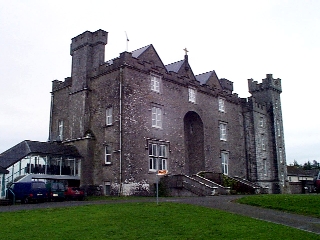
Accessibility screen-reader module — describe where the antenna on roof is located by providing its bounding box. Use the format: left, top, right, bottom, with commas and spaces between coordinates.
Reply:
125, 31, 129, 52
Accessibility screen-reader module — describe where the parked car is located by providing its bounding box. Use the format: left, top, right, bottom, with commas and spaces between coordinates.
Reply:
8, 181, 48, 204
64, 187, 85, 200
46, 182, 65, 201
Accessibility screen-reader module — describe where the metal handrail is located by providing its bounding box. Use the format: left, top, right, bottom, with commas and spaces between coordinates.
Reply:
7, 188, 15, 205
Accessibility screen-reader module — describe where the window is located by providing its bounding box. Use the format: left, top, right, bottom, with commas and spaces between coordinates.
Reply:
188, 87, 196, 103
277, 120, 281, 137
263, 159, 267, 176
106, 107, 113, 126
279, 148, 283, 164
219, 122, 227, 141
261, 134, 266, 150
259, 117, 264, 127
221, 152, 229, 175
152, 107, 162, 128
105, 145, 112, 164
218, 98, 225, 112
149, 143, 168, 171
58, 120, 63, 141
151, 75, 160, 93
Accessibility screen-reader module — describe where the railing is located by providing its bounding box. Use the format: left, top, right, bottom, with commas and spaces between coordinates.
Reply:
166, 173, 268, 196
193, 174, 230, 195
8, 188, 15, 205
232, 176, 269, 194
169, 174, 218, 196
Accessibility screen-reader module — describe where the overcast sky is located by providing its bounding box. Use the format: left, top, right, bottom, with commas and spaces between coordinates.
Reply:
1, 0, 319, 164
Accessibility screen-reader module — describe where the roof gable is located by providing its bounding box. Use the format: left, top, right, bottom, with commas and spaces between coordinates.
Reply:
196, 70, 222, 89
165, 60, 184, 73
132, 45, 150, 58
165, 55, 196, 81
132, 44, 166, 70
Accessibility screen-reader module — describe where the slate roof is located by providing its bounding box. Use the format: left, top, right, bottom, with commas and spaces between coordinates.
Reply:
165, 60, 184, 73
287, 166, 319, 177
132, 45, 151, 58
0, 140, 81, 169
0, 166, 8, 174
195, 71, 214, 85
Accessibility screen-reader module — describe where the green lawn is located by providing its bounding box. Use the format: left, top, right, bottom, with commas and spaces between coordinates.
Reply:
0, 202, 318, 240
237, 194, 320, 218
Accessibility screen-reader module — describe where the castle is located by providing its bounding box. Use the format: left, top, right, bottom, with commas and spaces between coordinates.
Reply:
0, 29, 288, 197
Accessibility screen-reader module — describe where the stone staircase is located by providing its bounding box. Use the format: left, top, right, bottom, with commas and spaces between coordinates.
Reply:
163, 172, 268, 196
231, 176, 269, 194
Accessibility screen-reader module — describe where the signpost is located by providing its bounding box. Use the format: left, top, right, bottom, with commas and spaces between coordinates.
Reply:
156, 170, 168, 205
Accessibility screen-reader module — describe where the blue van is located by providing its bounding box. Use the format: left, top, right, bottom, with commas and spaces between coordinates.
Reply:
8, 181, 48, 203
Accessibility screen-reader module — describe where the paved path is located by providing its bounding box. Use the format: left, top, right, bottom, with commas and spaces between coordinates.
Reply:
177, 196, 320, 235
1, 196, 320, 234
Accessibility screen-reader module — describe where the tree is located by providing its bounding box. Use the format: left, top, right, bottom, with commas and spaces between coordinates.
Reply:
293, 160, 301, 167
303, 161, 312, 170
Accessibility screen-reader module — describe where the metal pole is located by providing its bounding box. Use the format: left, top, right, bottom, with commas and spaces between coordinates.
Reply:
156, 174, 159, 205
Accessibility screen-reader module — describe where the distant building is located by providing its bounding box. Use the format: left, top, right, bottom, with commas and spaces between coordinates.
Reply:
0, 29, 288, 197
287, 166, 318, 193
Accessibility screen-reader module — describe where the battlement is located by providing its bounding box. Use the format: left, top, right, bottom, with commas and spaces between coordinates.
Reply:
241, 97, 270, 114
248, 74, 282, 94
219, 78, 233, 93
70, 29, 108, 55
52, 77, 72, 92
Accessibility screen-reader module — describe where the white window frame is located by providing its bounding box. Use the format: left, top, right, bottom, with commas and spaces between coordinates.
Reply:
105, 145, 112, 164
148, 143, 168, 171
218, 97, 225, 112
219, 122, 227, 141
152, 107, 162, 128
151, 75, 160, 93
221, 151, 229, 175
188, 87, 196, 103
58, 120, 63, 141
106, 107, 113, 126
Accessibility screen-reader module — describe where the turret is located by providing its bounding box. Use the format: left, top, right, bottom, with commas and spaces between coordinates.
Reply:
70, 29, 108, 93
247, 74, 288, 193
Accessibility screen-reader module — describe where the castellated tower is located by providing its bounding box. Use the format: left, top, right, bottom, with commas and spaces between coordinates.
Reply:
70, 29, 108, 92
245, 74, 288, 193
49, 30, 108, 186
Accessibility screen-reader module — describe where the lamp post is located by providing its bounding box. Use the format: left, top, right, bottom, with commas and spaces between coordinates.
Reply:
156, 170, 167, 205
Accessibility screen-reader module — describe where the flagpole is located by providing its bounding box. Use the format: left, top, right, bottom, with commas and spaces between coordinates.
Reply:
125, 31, 129, 52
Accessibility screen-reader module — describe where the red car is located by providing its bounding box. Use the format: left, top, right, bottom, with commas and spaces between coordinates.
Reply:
64, 187, 85, 200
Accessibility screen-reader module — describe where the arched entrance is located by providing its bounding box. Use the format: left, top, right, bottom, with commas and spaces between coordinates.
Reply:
184, 111, 205, 175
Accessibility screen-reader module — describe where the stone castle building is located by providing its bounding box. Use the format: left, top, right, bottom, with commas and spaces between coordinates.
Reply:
0, 29, 288, 197
49, 29, 287, 194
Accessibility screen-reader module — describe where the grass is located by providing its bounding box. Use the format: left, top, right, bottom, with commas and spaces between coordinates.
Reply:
0, 202, 318, 240
237, 194, 320, 218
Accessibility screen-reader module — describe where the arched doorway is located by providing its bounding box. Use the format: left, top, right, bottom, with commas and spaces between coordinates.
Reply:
184, 111, 205, 175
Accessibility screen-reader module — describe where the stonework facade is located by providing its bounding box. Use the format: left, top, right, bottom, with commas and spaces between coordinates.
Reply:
49, 29, 288, 195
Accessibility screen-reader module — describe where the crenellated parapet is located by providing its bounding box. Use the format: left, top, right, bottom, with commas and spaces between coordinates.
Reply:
70, 29, 108, 55
248, 74, 282, 94
52, 77, 72, 92
241, 97, 270, 114
219, 78, 233, 93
